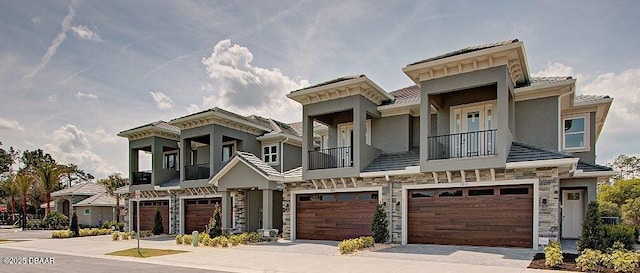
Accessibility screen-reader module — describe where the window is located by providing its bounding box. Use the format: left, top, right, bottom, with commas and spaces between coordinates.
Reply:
164, 153, 177, 170
83, 208, 90, 215
411, 191, 434, 198
500, 187, 529, 195
318, 194, 334, 201
359, 193, 378, 200
222, 142, 236, 162
337, 194, 355, 201
567, 193, 580, 200
468, 189, 494, 196
563, 115, 589, 150
337, 120, 372, 146
263, 145, 279, 165
299, 195, 312, 202
439, 190, 463, 197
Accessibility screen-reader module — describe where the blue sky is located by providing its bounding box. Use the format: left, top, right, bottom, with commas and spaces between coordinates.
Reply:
1, 0, 639, 178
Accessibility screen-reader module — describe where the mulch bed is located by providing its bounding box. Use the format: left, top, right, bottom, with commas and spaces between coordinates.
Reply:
528, 253, 633, 273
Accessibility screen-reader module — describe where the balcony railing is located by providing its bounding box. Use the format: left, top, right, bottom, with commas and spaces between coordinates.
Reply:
131, 171, 152, 185
184, 163, 210, 180
308, 146, 353, 170
428, 129, 497, 160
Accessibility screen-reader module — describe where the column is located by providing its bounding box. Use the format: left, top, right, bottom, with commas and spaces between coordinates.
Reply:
221, 191, 231, 229
262, 189, 273, 229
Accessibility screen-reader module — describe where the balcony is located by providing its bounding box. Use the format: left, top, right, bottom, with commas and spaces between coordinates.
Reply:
131, 171, 152, 185
428, 129, 497, 160
308, 146, 353, 170
184, 163, 210, 180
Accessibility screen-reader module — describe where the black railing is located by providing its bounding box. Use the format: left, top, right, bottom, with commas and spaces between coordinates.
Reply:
184, 163, 210, 180
131, 171, 152, 185
428, 129, 497, 160
601, 217, 620, 225
308, 146, 353, 170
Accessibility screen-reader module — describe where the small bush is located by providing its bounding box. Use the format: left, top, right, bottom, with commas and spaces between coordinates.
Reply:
182, 234, 193, 245
229, 235, 241, 246
102, 221, 111, 229
51, 230, 72, 238
219, 237, 229, 248
602, 247, 639, 273
210, 236, 221, 247
140, 230, 153, 238
604, 225, 635, 250
203, 237, 212, 246
112, 231, 120, 240
70, 212, 79, 237
359, 236, 375, 248
152, 209, 164, 235
544, 241, 563, 268
116, 222, 125, 232
175, 234, 183, 245
43, 211, 69, 229
371, 203, 389, 243
338, 236, 375, 254
576, 248, 603, 271
198, 232, 209, 244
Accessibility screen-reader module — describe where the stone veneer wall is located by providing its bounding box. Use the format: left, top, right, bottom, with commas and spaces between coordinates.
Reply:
233, 190, 246, 232
282, 167, 560, 244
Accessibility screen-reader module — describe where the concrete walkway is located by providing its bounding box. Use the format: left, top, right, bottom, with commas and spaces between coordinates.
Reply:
0, 235, 570, 273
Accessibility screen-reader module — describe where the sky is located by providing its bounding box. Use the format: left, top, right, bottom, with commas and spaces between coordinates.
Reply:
1, 0, 639, 179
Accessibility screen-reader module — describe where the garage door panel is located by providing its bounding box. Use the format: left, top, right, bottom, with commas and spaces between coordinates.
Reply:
408, 185, 532, 248
133, 200, 169, 234
296, 191, 377, 241
184, 198, 221, 234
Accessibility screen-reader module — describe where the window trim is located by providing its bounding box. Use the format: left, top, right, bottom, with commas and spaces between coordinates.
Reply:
83, 208, 90, 215
562, 114, 590, 152
222, 140, 237, 162
337, 120, 371, 146
163, 151, 178, 170
262, 144, 279, 165
449, 100, 497, 133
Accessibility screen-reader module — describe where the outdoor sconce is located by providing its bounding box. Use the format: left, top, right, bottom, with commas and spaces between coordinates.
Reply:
396, 201, 401, 206
542, 198, 548, 205
382, 202, 387, 206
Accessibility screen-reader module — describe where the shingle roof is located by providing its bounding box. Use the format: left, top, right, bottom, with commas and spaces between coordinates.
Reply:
119, 120, 180, 135
73, 192, 123, 207
385, 85, 421, 106
575, 94, 612, 105
407, 39, 520, 67
235, 151, 281, 177
507, 142, 574, 163
158, 178, 180, 188
362, 148, 420, 173
578, 161, 613, 172
290, 75, 365, 93
51, 182, 106, 197
287, 122, 303, 136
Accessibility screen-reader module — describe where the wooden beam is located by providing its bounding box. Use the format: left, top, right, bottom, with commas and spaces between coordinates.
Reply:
490, 168, 496, 181
330, 178, 337, 189
432, 172, 439, 183
310, 180, 319, 189
340, 178, 347, 188
475, 169, 481, 182
446, 171, 452, 183
350, 177, 357, 187
320, 179, 328, 189
460, 170, 466, 183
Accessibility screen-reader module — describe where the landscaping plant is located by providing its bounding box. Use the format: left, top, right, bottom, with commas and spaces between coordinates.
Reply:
370, 203, 389, 243
112, 231, 120, 241
207, 204, 222, 238
544, 241, 563, 268
604, 225, 636, 250
338, 236, 375, 254
70, 212, 79, 237
152, 208, 164, 235
175, 234, 183, 244
578, 201, 606, 251
42, 211, 69, 229
575, 248, 603, 272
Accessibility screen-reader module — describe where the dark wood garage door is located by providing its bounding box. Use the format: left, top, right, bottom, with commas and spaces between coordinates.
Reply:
184, 198, 221, 234
408, 185, 533, 248
132, 200, 169, 234
296, 191, 378, 241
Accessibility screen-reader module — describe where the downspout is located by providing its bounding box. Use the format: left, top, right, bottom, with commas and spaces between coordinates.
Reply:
281, 136, 289, 173
385, 174, 392, 244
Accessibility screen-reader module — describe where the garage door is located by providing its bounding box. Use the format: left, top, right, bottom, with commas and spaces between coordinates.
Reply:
296, 191, 378, 241
184, 198, 221, 234
408, 185, 533, 247
132, 200, 169, 234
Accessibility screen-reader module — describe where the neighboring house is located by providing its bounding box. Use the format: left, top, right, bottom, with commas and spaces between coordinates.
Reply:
117, 108, 302, 235
50, 182, 123, 226
284, 39, 614, 249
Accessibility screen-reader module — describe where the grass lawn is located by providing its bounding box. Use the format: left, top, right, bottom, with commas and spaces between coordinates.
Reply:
106, 248, 187, 258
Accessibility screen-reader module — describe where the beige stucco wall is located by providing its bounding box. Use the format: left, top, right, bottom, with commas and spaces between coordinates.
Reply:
74, 206, 115, 227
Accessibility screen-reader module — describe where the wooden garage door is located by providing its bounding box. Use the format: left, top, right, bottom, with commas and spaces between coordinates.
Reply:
132, 200, 169, 234
408, 185, 533, 247
296, 191, 378, 241
184, 198, 221, 234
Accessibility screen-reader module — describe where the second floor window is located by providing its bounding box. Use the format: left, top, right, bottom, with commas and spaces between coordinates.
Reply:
164, 153, 177, 170
222, 142, 236, 162
563, 115, 588, 150
263, 145, 278, 164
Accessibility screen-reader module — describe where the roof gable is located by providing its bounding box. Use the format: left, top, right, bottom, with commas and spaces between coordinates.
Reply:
287, 75, 393, 106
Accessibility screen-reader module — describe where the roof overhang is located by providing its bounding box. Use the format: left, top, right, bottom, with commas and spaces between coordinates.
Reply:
209, 156, 289, 188
572, 169, 616, 179
256, 133, 303, 147
287, 76, 394, 106
514, 78, 575, 104
117, 124, 180, 141
403, 41, 530, 86
359, 166, 420, 178
506, 157, 579, 170
563, 97, 613, 141
169, 109, 271, 135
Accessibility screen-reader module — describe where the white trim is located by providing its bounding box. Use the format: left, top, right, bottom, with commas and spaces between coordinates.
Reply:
572, 170, 616, 178
337, 120, 371, 146
128, 196, 171, 233
262, 144, 279, 166
289, 186, 383, 241
179, 194, 222, 235
506, 158, 578, 169
562, 113, 591, 151
359, 166, 420, 178
400, 178, 540, 250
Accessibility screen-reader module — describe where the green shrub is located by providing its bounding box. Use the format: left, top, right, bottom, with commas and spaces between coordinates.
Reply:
207, 204, 222, 238
182, 234, 193, 245
622, 197, 640, 226
602, 247, 639, 273
112, 231, 120, 240
599, 201, 622, 218
229, 235, 241, 246
43, 211, 69, 229
51, 230, 72, 238
604, 225, 635, 250
116, 222, 125, 232
338, 236, 375, 254
102, 220, 111, 229
360, 236, 375, 248
220, 237, 230, 247
210, 236, 221, 247
198, 232, 209, 243
576, 248, 602, 271
578, 201, 606, 251
152, 208, 164, 235
202, 237, 212, 246
370, 203, 389, 243
544, 241, 563, 268
70, 212, 79, 237
139, 230, 152, 238
175, 234, 183, 244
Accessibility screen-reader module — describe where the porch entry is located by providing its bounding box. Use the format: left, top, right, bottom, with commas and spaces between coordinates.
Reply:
449, 102, 495, 157
562, 189, 585, 239
244, 189, 283, 233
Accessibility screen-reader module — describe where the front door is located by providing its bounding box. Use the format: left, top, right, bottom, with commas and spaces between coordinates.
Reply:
562, 190, 585, 238
338, 124, 353, 168
451, 104, 495, 157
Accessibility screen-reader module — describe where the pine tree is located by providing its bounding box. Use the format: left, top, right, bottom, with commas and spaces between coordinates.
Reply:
577, 201, 606, 251
70, 212, 79, 237
152, 208, 164, 235
371, 203, 389, 243
208, 204, 222, 238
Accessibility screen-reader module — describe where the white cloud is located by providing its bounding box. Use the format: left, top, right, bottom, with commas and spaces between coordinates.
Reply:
75, 91, 98, 100
31, 17, 41, 25
186, 104, 201, 114
199, 39, 308, 121
88, 128, 118, 144
0, 117, 25, 131
532, 62, 575, 77
43, 124, 119, 177
150, 91, 174, 110
48, 94, 57, 102
24, 6, 75, 79
71, 25, 102, 42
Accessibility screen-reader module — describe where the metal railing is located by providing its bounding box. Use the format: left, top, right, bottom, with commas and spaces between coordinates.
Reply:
131, 171, 152, 185
184, 163, 210, 180
428, 129, 497, 160
308, 146, 353, 170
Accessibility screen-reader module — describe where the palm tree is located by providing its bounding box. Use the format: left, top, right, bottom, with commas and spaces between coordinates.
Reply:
31, 162, 64, 216
1, 176, 18, 222
14, 173, 33, 228
98, 173, 128, 223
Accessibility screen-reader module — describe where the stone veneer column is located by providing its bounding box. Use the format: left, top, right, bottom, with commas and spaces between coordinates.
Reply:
233, 190, 246, 232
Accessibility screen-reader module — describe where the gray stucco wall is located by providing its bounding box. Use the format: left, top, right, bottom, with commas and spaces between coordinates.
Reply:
372, 115, 411, 153
570, 112, 597, 164
412, 116, 420, 148
281, 143, 302, 172
515, 96, 559, 150
217, 163, 277, 191
128, 136, 179, 187
560, 177, 598, 203
75, 206, 114, 227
